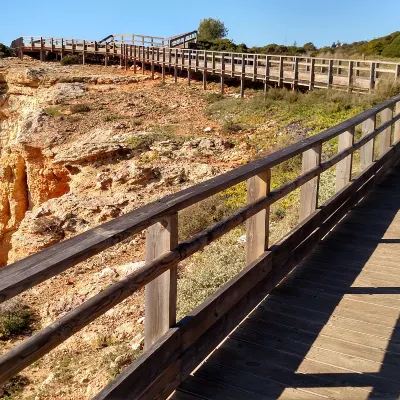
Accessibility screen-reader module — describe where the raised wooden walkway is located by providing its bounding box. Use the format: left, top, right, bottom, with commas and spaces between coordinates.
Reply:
173, 163, 400, 400
10, 34, 400, 94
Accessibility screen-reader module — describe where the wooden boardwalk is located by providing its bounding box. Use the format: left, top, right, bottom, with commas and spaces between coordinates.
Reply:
1, 94, 400, 399
10, 34, 400, 93
173, 164, 400, 400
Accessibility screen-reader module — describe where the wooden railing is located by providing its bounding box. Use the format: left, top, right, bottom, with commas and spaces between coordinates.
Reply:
1, 95, 400, 398
11, 36, 400, 92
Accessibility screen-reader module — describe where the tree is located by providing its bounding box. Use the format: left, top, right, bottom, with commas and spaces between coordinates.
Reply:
0, 43, 13, 58
303, 42, 317, 52
382, 35, 400, 58
198, 18, 228, 42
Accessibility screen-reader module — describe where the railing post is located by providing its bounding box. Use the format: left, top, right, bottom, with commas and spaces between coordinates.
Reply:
293, 57, 299, 90
336, 127, 355, 192
380, 107, 393, 156
212, 52, 216, 74
395, 102, 400, 144
221, 54, 225, 94
396, 64, 400, 81
253, 54, 258, 82
162, 47, 166, 83
278, 56, 284, 87
231, 53, 234, 78
347, 61, 354, 92
82, 40, 86, 65
309, 58, 315, 90
328, 59, 333, 89
151, 48, 155, 79
203, 51, 207, 90
241, 54, 245, 97
246, 171, 271, 265
360, 115, 376, 170
370, 62, 376, 90
174, 49, 178, 83
144, 215, 178, 350
299, 144, 322, 222
187, 50, 191, 86
265, 55, 270, 91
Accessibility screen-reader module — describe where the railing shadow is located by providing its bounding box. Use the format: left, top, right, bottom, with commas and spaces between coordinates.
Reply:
191, 164, 400, 399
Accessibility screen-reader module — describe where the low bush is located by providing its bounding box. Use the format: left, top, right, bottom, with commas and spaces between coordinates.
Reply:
70, 103, 91, 114
0, 300, 33, 340
60, 54, 81, 66
44, 107, 61, 117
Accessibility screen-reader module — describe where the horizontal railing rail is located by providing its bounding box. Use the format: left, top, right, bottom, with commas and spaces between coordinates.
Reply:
0, 93, 400, 398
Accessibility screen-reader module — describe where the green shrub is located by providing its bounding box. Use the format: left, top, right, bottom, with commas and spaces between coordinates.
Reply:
0, 375, 29, 399
60, 54, 81, 66
177, 229, 245, 319
0, 43, 13, 58
70, 103, 91, 113
104, 114, 121, 122
222, 119, 242, 134
0, 300, 33, 339
44, 107, 61, 117
202, 92, 224, 104
382, 35, 400, 58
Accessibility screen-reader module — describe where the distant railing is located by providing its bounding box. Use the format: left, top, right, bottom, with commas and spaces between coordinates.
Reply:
0, 90, 400, 398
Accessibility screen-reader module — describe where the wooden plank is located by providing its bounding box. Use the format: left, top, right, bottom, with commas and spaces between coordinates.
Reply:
299, 144, 322, 222
380, 107, 393, 156
246, 171, 270, 264
360, 115, 376, 169
145, 215, 178, 349
309, 58, 315, 90
336, 127, 355, 192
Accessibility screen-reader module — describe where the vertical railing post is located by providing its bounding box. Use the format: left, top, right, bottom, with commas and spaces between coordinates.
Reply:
299, 144, 322, 222
144, 215, 178, 350
347, 61, 354, 92
309, 58, 315, 90
336, 127, 355, 192
212, 52, 216, 74
240, 54, 245, 97
231, 53, 235, 77
187, 49, 191, 86
394, 102, 400, 144
370, 62, 376, 90
151, 47, 155, 79
380, 107, 393, 156
203, 51, 207, 90
360, 115, 376, 170
328, 59, 333, 89
253, 54, 258, 82
220, 54, 225, 94
293, 57, 299, 90
278, 56, 284, 87
265, 55, 270, 92
162, 47, 166, 83
246, 171, 271, 265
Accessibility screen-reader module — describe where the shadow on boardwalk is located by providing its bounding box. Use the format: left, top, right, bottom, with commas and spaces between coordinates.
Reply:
175, 164, 400, 399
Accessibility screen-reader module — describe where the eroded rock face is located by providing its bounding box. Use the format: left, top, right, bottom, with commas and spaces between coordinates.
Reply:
0, 60, 232, 267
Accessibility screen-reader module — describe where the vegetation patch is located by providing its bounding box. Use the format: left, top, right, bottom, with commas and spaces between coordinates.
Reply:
0, 375, 29, 399
70, 103, 91, 114
44, 107, 62, 117
0, 300, 34, 340
60, 54, 82, 66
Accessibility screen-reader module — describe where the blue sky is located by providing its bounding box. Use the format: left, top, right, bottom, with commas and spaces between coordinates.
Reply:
2, 0, 400, 48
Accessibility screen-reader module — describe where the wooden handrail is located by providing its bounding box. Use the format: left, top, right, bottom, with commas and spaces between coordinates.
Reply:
1, 93, 400, 397
1, 94, 399, 304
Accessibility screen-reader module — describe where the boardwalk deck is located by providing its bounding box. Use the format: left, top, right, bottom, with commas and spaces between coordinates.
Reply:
173, 163, 400, 400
